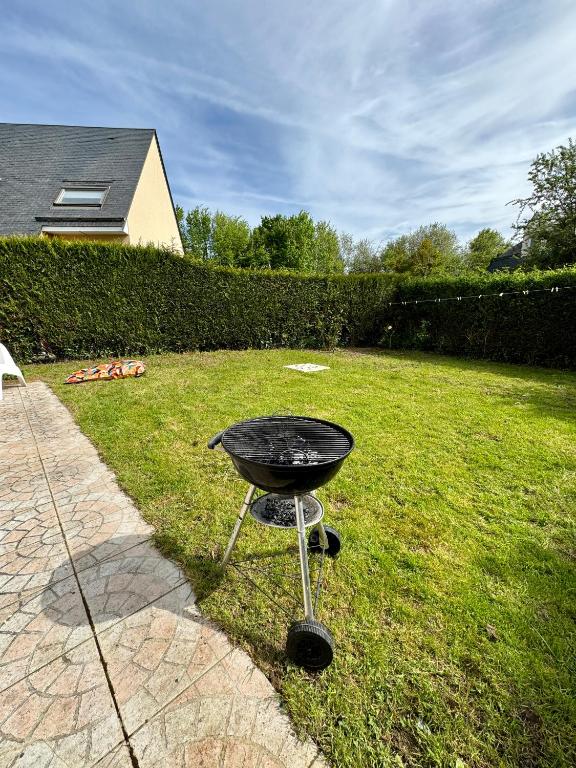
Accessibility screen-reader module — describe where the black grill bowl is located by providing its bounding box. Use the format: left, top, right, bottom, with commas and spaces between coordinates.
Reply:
220, 416, 354, 494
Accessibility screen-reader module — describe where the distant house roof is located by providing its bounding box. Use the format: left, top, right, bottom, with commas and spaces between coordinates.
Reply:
487, 242, 524, 273
0, 123, 156, 235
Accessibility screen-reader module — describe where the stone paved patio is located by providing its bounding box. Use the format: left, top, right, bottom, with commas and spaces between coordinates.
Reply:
0, 381, 327, 768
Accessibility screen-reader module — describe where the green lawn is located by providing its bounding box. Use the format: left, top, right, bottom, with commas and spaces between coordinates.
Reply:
27, 349, 576, 768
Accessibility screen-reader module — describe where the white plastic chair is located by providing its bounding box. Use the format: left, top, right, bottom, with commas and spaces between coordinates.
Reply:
0, 343, 26, 401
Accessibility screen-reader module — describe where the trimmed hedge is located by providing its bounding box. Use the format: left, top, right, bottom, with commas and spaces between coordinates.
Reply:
380, 270, 576, 368
1, 237, 575, 368
0, 237, 396, 361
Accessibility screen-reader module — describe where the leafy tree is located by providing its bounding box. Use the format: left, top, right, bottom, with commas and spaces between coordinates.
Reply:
379, 236, 410, 273
413, 237, 444, 275
312, 221, 344, 273
464, 228, 509, 272
211, 212, 251, 266
175, 206, 343, 274
511, 137, 576, 269
251, 211, 316, 271
339, 233, 355, 271
347, 238, 381, 273
180, 205, 212, 260
380, 223, 463, 276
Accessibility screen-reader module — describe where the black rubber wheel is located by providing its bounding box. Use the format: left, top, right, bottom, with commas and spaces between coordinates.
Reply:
308, 525, 341, 557
286, 620, 334, 671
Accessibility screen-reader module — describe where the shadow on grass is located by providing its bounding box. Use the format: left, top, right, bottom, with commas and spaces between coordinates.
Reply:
150, 533, 308, 672
166, 550, 226, 602
350, 346, 575, 381
152, 531, 328, 671
350, 347, 576, 422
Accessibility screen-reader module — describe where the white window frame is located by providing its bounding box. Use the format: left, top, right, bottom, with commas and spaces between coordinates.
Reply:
54, 187, 109, 207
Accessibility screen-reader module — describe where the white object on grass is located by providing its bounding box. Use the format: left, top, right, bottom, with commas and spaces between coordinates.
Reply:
284, 364, 330, 372
0, 343, 26, 401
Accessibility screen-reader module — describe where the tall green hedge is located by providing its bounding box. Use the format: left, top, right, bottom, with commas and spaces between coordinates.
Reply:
1, 237, 574, 368
0, 237, 396, 361
379, 270, 576, 368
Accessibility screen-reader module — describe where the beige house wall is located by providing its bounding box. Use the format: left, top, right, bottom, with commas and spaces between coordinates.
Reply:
126, 136, 183, 253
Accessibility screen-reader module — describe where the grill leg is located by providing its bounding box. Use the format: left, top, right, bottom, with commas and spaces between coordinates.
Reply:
310, 491, 329, 550
316, 521, 329, 551
221, 484, 256, 567
295, 495, 314, 621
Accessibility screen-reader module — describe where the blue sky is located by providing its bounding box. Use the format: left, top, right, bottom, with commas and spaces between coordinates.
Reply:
1, 0, 575, 244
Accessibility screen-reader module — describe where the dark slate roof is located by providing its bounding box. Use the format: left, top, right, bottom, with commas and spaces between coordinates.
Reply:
0, 123, 155, 235
487, 242, 524, 273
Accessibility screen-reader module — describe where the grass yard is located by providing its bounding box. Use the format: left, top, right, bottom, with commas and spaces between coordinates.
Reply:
27, 349, 576, 768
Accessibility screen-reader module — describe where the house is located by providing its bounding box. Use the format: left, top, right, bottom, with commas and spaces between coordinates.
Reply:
487, 241, 524, 272
0, 123, 183, 252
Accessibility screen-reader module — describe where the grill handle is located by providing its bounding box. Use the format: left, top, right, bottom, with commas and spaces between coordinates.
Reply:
207, 431, 225, 450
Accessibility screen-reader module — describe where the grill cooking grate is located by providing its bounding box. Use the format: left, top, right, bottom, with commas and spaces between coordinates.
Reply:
221, 416, 353, 466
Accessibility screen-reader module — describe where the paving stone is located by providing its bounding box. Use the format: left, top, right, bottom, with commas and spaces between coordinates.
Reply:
0, 383, 328, 768
0, 461, 53, 511
227, 696, 261, 740
278, 729, 322, 768
77, 542, 188, 633
0, 562, 74, 601
218, 647, 276, 699
0, 505, 61, 549
131, 700, 289, 768
0, 444, 38, 466
0, 738, 72, 767
0, 637, 124, 767
92, 743, 133, 767
57, 494, 152, 570
41, 454, 121, 497
0, 575, 92, 692
0, 504, 70, 595
223, 739, 282, 768
0, 424, 33, 452
96, 583, 235, 733
129, 655, 322, 767
258, 754, 288, 768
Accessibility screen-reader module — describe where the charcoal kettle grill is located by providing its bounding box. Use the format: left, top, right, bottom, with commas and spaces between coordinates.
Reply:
208, 415, 354, 670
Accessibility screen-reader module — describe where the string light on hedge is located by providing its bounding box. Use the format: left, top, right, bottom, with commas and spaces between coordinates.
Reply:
386, 284, 574, 307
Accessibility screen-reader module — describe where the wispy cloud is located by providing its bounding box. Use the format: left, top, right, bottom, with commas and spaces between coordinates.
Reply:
1, 0, 575, 242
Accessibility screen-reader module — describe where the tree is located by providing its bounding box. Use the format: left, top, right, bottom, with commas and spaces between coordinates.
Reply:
511, 137, 576, 269
180, 206, 212, 260
346, 238, 381, 273
380, 223, 463, 276
464, 228, 509, 272
211, 212, 251, 267
312, 221, 344, 273
339, 233, 355, 271
250, 211, 316, 271
413, 237, 444, 275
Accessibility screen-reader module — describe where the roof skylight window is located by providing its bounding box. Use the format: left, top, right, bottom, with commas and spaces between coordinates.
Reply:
54, 188, 108, 206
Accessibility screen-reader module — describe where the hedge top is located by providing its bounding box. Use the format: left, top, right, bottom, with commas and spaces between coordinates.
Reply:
1, 236, 575, 368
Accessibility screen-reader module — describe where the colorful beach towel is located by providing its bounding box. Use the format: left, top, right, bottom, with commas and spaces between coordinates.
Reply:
65, 360, 145, 384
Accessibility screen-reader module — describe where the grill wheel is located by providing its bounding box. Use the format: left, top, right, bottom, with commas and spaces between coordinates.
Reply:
286, 620, 334, 671
308, 525, 341, 557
